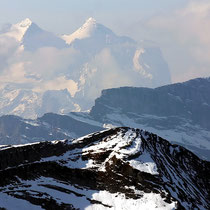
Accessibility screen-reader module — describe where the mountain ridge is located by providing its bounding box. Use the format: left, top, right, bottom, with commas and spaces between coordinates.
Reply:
0, 127, 209, 209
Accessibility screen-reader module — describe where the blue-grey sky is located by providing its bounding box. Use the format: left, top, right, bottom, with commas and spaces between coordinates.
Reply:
1, 0, 210, 82
0, 0, 188, 34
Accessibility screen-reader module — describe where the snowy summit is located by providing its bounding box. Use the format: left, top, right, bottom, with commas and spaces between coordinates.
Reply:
4, 18, 32, 41
62, 17, 99, 44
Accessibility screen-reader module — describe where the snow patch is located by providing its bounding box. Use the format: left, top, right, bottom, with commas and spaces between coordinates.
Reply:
86, 191, 176, 210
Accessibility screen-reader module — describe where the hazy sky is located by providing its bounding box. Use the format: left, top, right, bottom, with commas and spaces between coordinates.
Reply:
1, 0, 210, 83
0, 0, 187, 33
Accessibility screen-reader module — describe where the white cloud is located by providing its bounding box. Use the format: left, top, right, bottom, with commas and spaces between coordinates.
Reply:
0, 35, 20, 72
21, 47, 80, 79
0, 43, 81, 95
77, 48, 136, 102
34, 76, 78, 97
136, 0, 210, 82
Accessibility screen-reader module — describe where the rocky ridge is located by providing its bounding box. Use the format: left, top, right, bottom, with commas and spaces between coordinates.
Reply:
0, 127, 209, 209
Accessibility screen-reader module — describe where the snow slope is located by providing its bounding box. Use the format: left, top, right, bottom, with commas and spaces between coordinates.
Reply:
62, 17, 98, 44
1, 18, 32, 42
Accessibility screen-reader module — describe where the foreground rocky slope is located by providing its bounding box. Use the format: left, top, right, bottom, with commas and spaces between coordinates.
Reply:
0, 127, 209, 209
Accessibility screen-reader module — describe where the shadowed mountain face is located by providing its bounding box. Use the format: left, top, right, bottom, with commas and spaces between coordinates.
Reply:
0, 113, 103, 145
88, 77, 210, 160
22, 22, 67, 51
0, 127, 209, 209
91, 77, 210, 129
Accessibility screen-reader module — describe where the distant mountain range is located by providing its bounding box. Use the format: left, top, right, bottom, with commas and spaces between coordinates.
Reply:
0, 77, 210, 161
0, 127, 209, 209
0, 113, 103, 145
0, 18, 171, 118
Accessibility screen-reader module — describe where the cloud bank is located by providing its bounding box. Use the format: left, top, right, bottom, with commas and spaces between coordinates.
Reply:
144, 0, 210, 82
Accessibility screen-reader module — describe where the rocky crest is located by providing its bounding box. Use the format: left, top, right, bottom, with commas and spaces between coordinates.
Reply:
0, 127, 209, 209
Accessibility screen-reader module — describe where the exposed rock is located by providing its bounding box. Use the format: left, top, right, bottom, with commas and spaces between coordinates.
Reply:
0, 127, 209, 209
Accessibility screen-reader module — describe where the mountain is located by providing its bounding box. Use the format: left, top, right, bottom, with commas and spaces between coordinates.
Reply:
0, 18, 171, 118
0, 18, 32, 42
0, 85, 79, 119
65, 77, 210, 160
1, 18, 67, 51
0, 127, 209, 209
62, 17, 112, 44
91, 77, 210, 128
1, 77, 209, 161
63, 17, 171, 97
0, 113, 103, 145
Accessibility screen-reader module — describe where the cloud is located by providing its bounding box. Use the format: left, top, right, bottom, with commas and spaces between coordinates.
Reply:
21, 47, 80, 79
145, 0, 210, 82
76, 48, 143, 105
34, 76, 78, 97
0, 43, 81, 96
0, 35, 20, 72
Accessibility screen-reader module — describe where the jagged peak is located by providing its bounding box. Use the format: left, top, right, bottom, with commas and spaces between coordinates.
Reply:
2, 18, 33, 42
62, 17, 104, 44
84, 17, 97, 25
16, 18, 32, 28
79, 17, 97, 32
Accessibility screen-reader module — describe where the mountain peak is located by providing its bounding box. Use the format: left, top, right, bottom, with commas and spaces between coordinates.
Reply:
16, 18, 32, 28
84, 17, 97, 26
79, 17, 98, 34
3, 18, 33, 41
62, 17, 99, 44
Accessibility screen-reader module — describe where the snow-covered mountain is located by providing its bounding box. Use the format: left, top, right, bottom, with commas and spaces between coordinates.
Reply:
1, 18, 32, 42
0, 127, 209, 209
0, 18, 171, 118
0, 84, 79, 119
62, 17, 102, 44
1, 18, 67, 50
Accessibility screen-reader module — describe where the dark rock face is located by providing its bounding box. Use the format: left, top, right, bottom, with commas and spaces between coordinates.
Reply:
0, 127, 209, 209
0, 113, 103, 145
23, 23, 67, 51
90, 77, 210, 129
